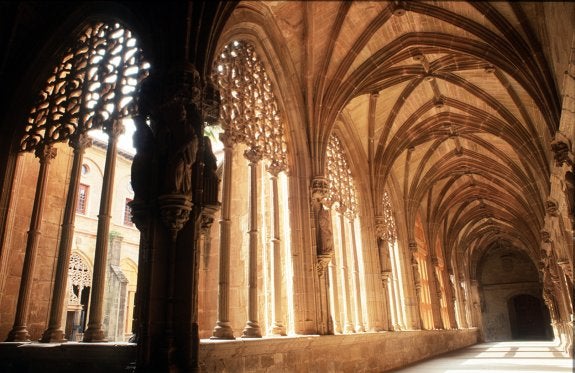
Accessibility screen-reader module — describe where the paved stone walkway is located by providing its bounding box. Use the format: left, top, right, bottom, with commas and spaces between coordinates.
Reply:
389, 341, 573, 373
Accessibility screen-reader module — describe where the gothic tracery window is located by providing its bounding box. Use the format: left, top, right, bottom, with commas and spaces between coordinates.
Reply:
326, 133, 365, 333
204, 39, 292, 337
10, 20, 148, 343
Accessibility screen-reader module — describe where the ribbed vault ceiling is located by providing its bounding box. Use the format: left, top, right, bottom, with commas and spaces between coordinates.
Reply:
229, 1, 569, 268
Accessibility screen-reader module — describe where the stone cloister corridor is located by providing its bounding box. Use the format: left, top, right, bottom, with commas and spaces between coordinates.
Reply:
0, 1, 573, 372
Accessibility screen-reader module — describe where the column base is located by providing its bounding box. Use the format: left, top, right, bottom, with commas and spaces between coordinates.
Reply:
241, 321, 262, 338
271, 323, 287, 336
39, 328, 67, 343
344, 323, 355, 334
6, 326, 30, 342
82, 327, 108, 342
211, 321, 235, 340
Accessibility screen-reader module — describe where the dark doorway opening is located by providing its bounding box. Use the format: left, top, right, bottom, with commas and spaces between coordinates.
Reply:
508, 294, 552, 340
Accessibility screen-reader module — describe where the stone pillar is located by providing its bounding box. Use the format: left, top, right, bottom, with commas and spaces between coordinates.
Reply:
457, 271, 469, 328
388, 241, 406, 330
268, 161, 286, 336
429, 256, 444, 329
348, 217, 365, 332
211, 132, 235, 339
316, 255, 333, 335
241, 147, 262, 338
375, 217, 393, 331
83, 118, 125, 342
469, 279, 481, 328
40, 134, 91, 342
328, 258, 342, 333
381, 270, 393, 329
336, 207, 355, 333
408, 241, 423, 329
311, 177, 335, 335
446, 269, 458, 329
6, 144, 57, 342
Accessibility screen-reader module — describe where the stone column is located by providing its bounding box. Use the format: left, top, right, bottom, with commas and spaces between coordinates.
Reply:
83, 118, 125, 342
241, 147, 262, 338
429, 256, 444, 329
408, 241, 423, 329
316, 255, 333, 335
6, 144, 57, 342
457, 271, 469, 328
41, 133, 92, 343
311, 177, 335, 335
328, 257, 342, 333
381, 270, 393, 329
388, 241, 406, 330
336, 207, 355, 333
211, 132, 235, 339
348, 217, 365, 332
268, 161, 286, 336
375, 217, 392, 331
446, 269, 458, 329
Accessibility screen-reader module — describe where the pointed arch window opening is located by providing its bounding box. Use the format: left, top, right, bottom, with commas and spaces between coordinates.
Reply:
382, 190, 408, 330
210, 39, 291, 338
326, 134, 366, 334
7, 20, 148, 343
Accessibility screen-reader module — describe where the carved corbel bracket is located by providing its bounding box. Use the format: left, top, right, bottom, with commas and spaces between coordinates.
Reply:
158, 194, 193, 241
551, 132, 574, 168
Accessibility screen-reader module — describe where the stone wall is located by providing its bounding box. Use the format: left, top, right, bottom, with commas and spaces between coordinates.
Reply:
199, 329, 479, 372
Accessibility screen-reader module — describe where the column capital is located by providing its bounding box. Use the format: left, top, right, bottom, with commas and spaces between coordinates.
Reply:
244, 146, 263, 164
103, 118, 125, 139
266, 159, 286, 177
34, 143, 57, 162
69, 132, 93, 153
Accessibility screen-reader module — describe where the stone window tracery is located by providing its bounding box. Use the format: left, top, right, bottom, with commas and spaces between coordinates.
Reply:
20, 22, 149, 152
213, 40, 288, 170
8, 20, 148, 343
209, 39, 291, 338
326, 133, 365, 333
68, 253, 92, 306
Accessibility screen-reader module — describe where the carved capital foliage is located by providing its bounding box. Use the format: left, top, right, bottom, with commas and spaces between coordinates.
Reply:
244, 146, 263, 164
408, 241, 418, 253
35, 144, 57, 162
266, 159, 285, 177
69, 132, 93, 153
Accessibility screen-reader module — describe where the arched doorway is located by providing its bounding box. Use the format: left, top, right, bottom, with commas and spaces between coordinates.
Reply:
508, 294, 552, 340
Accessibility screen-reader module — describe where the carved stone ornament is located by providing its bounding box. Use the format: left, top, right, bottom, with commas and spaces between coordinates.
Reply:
158, 194, 193, 240
316, 254, 332, 278
311, 177, 330, 209
551, 131, 574, 167
375, 216, 387, 240
545, 199, 559, 216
